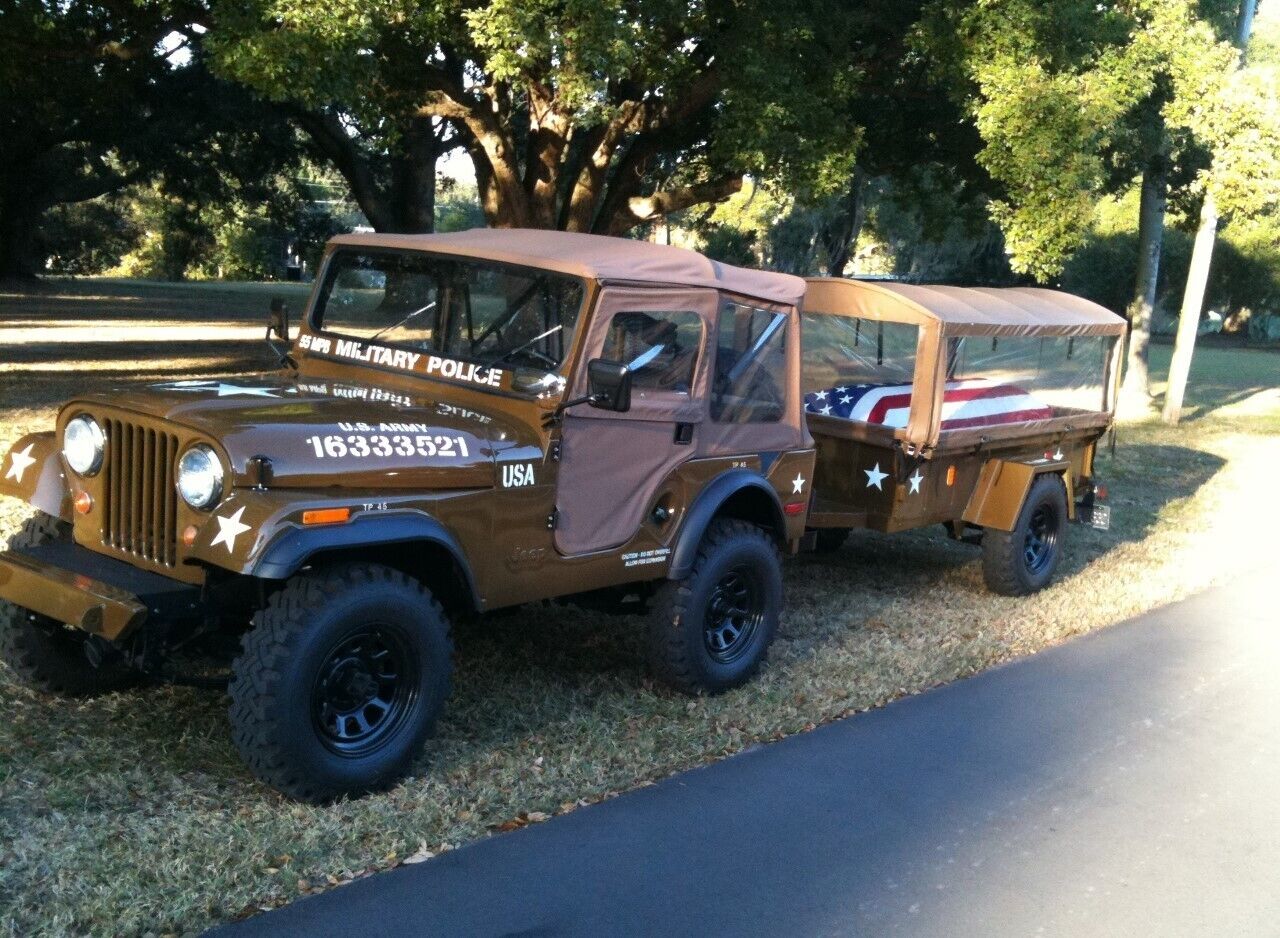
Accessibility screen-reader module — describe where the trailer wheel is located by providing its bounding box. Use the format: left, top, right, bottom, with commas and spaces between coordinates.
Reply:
228, 563, 452, 802
812, 528, 850, 553
648, 519, 782, 695
981, 475, 1068, 596
0, 513, 140, 696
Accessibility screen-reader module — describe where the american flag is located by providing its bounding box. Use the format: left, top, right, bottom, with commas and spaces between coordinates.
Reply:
804, 378, 1054, 430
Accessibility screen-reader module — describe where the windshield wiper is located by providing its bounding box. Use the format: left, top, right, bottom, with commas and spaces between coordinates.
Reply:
479, 324, 563, 373
370, 301, 437, 342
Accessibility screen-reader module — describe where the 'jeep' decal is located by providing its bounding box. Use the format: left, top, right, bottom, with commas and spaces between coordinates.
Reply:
502, 463, 536, 488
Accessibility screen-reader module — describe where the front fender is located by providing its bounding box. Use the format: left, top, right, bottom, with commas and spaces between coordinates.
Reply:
668, 469, 784, 580
0, 432, 71, 521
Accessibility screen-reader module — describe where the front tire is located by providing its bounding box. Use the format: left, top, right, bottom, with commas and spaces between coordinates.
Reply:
228, 563, 453, 802
0, 513, 139, 696
981, 475, 1068, 596
648, 519, 782, 695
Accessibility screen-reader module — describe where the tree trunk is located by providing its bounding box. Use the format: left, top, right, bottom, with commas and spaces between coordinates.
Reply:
1161, 0, 1255, 425
393, 117, 441, 233
820, 167, 867, 276
1119, 156, 1166, 414
1162, 190, 1218, 424
0, 194, 42, 280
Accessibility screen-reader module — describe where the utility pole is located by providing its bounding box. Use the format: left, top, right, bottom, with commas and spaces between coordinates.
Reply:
1162, 0, 1257, 424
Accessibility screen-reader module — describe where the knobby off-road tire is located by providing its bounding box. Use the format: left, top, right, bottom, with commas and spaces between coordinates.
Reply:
648, 519, 782, 695
228, 563, 453, 803
981, 475, 1069, 596
0, 512, 140, 696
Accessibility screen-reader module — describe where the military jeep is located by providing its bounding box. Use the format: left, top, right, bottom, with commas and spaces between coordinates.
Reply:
0, 229, 1122, 801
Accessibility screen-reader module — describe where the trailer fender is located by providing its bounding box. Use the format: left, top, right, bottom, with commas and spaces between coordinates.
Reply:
669, 469, 785, 579
962, 457, 1073, 532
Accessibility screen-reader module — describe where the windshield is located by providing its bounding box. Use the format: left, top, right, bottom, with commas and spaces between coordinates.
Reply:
313, 248, 586, 393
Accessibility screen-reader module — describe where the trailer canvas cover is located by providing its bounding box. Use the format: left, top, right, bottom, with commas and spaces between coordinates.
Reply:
801, 278, 1126, 454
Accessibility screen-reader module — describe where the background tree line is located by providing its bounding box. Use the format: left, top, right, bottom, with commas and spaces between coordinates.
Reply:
2, 0, 1278, 393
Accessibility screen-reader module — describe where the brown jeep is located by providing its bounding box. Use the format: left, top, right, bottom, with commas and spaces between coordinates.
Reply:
0, 230, 1122, 800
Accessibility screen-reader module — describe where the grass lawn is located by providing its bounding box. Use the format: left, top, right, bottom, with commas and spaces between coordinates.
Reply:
0, 280, 1277, 935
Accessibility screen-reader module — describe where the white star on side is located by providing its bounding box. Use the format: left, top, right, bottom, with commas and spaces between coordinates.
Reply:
1053, 448, 1064, 460
839, 394, 852, 404
864, 462, 888, 490
814, 390, 828, 400
792, 472, 806, 494
5, 443, 36, 483
820, 404, 833, 415
908, 469, 924, 494
210, 506, 252, 554
835, 386, 848, 393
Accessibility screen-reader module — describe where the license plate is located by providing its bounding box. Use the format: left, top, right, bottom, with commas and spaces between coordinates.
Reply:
1088, 504, 1111, 531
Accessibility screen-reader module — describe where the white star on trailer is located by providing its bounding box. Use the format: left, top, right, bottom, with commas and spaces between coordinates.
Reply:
864, 462, 888, 490
210, 506, 252, 553
908, 469, 924, 494
791, 473, 806, 494
5, 443, 36, 483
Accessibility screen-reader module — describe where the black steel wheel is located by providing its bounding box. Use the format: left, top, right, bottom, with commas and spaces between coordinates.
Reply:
649, 518, 782, 694
981, 475, 1068, 596
312, 627, 419, 757
703, 565, 765, 664
229, 563, 452, 803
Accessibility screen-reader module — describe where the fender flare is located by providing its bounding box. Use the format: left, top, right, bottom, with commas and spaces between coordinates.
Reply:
668, 469, 784, 580
251, 511, 479, 602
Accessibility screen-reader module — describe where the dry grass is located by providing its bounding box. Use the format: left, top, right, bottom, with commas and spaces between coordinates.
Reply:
0, 280, 1277, 936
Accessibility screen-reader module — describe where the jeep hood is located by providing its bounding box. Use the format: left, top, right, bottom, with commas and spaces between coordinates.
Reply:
68, 374, 541, 490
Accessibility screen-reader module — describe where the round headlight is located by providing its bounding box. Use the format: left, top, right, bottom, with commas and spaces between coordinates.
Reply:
177, 444, 224, 509
63, 416, 105, 476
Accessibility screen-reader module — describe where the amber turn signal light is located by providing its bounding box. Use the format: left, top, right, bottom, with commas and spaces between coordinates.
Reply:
945, 465, 957, 487
302, 507, 351, 526
73, 491, 93, 514
181, 525, 199, 547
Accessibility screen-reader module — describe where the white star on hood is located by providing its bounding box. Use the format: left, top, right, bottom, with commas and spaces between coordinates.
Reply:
161, 380, 278, 398
908, 469, 924, 494
210, 506, 252, 554
792, 473, 806, 494
5, 443, 36, 483
864, 462, 888, 491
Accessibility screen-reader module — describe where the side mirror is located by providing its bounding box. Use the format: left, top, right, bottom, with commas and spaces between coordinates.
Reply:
587, 358, 632, 413
268, 298, 290, 342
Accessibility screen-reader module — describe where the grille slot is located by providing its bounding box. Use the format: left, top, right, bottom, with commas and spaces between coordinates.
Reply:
103, 420, 178, 567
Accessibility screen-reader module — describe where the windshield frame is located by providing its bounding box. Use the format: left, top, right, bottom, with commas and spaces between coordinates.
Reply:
306, 246, 591, 397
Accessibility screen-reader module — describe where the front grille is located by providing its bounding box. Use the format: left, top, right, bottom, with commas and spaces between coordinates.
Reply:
102, 419, 179, 567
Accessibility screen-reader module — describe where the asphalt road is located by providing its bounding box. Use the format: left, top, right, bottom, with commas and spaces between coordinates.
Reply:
218, 569, 1279, 937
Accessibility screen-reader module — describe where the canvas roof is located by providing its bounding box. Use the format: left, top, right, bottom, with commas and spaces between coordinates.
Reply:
330, 228, 807, 307
803, 278, 1126, 335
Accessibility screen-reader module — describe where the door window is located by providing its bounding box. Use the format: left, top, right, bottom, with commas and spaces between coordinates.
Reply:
711, 302, 788, 422
603, 311, 702, 395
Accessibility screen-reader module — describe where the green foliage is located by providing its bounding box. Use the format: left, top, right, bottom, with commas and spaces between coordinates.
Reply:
920, 0, 1239, 280
1061, 187, 1280, 319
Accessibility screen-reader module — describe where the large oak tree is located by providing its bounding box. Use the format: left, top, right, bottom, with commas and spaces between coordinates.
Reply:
205, 0, 880, 235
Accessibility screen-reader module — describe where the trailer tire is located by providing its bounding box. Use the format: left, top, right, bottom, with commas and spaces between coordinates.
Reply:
0, 513, 140, 696
649, 519, 781, 695
981, 475, 1068, 596
228, 563, 452, 803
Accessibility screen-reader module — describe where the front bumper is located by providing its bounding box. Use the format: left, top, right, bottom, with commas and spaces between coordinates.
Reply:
0, 542, 201, 641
